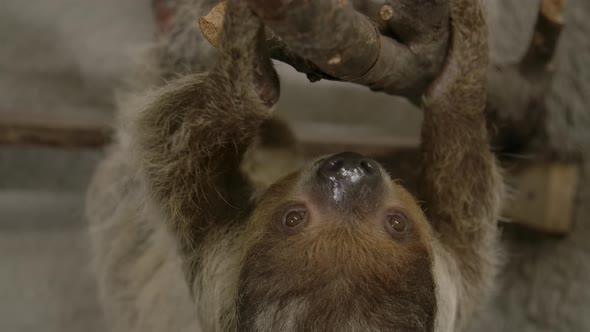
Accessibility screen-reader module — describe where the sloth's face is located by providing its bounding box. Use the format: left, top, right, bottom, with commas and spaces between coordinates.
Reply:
236, 152, 437, 331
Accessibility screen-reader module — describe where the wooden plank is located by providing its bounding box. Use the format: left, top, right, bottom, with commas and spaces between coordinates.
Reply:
0, 111, 578, 234
0, 111, 112, 149
0, 111, 419, 153
504, 162, 579, 234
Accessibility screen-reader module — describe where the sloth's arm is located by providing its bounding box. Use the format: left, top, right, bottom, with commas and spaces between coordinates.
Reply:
419, 0, 504, 300
133, 0, 278, 257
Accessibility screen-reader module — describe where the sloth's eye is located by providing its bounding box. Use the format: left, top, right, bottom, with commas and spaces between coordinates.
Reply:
284, 210, 306, 228
385, 212, 409, 238
278, 207, 308, 235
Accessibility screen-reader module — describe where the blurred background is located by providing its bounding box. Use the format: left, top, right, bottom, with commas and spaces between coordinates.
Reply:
0, 0, 588, 331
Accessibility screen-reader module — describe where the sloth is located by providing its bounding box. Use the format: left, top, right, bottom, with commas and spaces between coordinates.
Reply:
86, 0, 504, 331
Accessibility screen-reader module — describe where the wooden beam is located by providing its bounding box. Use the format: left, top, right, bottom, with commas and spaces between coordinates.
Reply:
0, 111, 418, 153
0, 111, 578, 234
0, 111, 111, 149
504, 162, 579, 235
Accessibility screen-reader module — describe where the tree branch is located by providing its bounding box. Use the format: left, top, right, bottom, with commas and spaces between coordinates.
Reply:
201, 0, 566, 152
201, 0, 449, 100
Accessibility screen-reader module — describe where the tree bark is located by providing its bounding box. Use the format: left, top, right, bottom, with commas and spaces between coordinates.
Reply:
243, 0, 449, 100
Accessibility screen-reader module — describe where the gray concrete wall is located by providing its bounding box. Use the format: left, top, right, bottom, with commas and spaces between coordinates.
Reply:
0, 1, 151, 330
475, 1, 590, 331
0, 0, 588, 331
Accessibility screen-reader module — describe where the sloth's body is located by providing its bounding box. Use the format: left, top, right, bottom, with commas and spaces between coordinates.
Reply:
86, 0, 504, 331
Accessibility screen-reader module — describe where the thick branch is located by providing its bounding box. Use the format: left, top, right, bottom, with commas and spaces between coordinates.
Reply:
201, 0, 566, 148
246, 0, 380, 80
201, 0, 449, 99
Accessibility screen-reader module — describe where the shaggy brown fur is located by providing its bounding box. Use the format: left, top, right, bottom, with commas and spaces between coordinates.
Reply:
420, 0, 505, 328
86, 0, 504, 331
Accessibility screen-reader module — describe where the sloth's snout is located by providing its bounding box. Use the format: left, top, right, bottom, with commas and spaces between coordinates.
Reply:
314, 152, 384, 208
317, 152, 381, 189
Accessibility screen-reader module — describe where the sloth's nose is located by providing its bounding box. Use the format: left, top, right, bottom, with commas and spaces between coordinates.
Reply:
318, 152, 380, 185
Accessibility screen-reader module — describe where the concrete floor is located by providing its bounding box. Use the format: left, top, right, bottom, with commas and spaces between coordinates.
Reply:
0, 192, 105, 332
